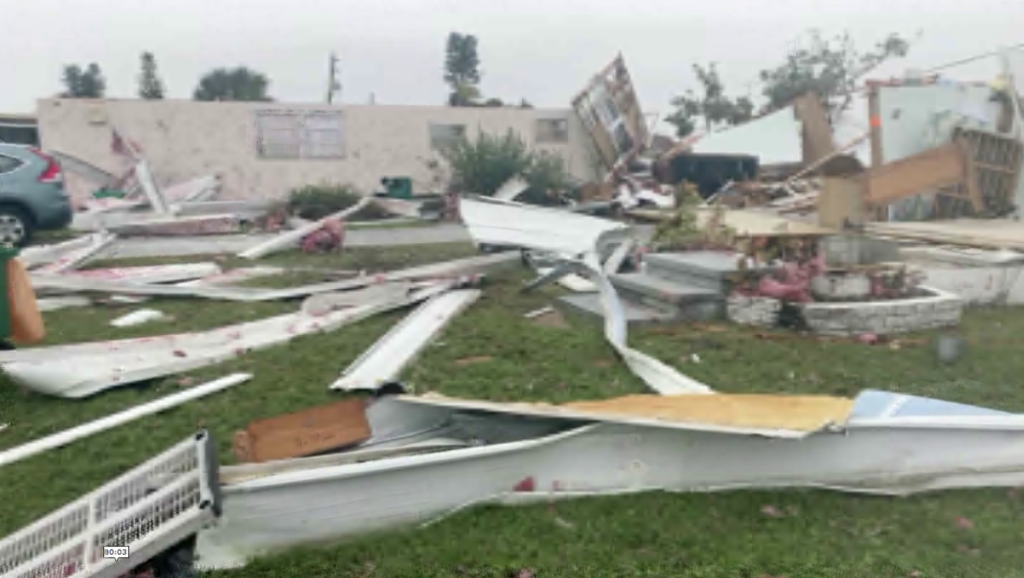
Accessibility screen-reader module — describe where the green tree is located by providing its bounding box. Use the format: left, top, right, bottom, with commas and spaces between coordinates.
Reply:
138, 52, 165, 99
61, 63, 106, 98
193, 67, 271, 101
759, 31, 910, 119
665, 63, 753, 138
444, 32, 482, 107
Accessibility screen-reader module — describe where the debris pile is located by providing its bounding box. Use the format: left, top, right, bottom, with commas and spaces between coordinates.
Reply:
4, 49, 1024, 578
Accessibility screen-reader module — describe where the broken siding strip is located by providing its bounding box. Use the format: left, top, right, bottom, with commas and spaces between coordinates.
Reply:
32, 232, 117, 273
54, 262, 222, 284
331, 289, 481, 391
18, 235, 96, 270
0, 374, 251, 469
2, 283, 458, 398
238, 197, 373, 259
25, 252, 519, 302
456, 197, 710, 395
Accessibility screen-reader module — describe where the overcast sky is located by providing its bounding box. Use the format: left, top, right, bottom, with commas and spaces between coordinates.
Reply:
3, 0, 1024, 118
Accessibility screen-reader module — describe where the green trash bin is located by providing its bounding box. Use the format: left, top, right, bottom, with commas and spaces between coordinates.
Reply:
381, 177, 413, 199
0, 245, 17, 340
92, 187, 128, 199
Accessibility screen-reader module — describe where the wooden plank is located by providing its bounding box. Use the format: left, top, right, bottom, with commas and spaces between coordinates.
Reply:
818, 177, 865, 229
232, 399, 371, 463
863, 142, 967, 207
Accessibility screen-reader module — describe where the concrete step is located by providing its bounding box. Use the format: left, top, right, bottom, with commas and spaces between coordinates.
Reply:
556, 293, 676, 326
610, 272, 723, 320
643, 251, 750, 293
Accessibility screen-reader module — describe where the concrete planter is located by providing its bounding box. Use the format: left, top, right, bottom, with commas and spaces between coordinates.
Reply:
810, 272, 871, 301
800, 286, 963, 336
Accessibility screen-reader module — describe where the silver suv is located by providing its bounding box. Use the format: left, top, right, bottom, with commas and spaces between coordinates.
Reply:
0, 143, 72, 246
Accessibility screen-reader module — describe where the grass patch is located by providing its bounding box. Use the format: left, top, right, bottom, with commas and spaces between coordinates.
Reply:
4, 242, 1024, 577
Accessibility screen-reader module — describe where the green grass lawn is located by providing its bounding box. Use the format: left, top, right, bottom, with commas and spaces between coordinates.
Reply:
4, 242, 1024, 577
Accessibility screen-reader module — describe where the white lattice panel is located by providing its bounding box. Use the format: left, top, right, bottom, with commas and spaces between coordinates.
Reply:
0, 432, 219, 578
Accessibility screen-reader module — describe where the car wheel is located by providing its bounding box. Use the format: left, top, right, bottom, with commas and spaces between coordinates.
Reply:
0, 206, 32, 247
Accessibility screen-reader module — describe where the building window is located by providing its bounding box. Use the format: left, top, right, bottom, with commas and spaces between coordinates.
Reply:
535, 119, 569, 143
429, 123, 467, 150
256, 110, 344, 159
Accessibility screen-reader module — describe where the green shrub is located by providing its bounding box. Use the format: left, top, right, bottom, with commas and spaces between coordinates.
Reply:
437, 130, 573, 200
286, 183, 390, 220
438, 130, 533, 195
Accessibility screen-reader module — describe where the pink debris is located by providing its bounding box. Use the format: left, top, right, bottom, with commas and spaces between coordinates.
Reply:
956, 516, 974, 529
756, 277, 811, 303
857, 333, 879, 345
300, 218, 347, 254
513, 477, 536, 492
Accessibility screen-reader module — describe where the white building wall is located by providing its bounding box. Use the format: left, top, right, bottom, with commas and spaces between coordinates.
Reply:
36, 99, 599, 205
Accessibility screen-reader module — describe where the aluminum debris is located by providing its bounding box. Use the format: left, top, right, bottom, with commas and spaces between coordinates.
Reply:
0, 374, 250, 469
1, 432, 221, 578
29, 232, 117, 273
457, 196, 710, 395
104, 214, 244, 237
301, 281, 413, 316
110, 308, 169, 328
1, 282, 460, 398
26, 251, 519, 302
18, 235, 96, 270
134, 160, 170, 214
177, 265, 285, 287
691, 105, 804, 166
524, 306, 555, 319
36, 296, 92, 312
195, 390, 1024, 569
331, 289, 482, 391
493, 177, 530, 201
460, 195, 629, 258
41, 262, 222, 285
238, 197, 372, 260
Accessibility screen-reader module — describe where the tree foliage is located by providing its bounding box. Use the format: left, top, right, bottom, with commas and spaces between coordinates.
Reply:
61, 63, 106, 98
138, 52, 165, 100
759, 31, 910, 118
665, 63, 753, 138
193, 67, 271, 102
444, 32, 482, 107
437, 130, 570, 198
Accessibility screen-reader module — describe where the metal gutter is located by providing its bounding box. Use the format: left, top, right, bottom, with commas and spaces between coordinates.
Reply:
0, 374, 251, 468
331, 289, 482, 391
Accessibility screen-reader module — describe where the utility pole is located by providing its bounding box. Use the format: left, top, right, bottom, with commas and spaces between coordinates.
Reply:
327, 52, 341, 104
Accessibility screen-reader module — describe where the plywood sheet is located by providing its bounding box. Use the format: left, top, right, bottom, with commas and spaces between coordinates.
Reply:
233, 400, 371, 463
563, 394, 854, 432
866, 218, 1024, 250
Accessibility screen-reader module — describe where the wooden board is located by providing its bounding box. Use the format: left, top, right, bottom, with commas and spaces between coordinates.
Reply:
232, 399, 371, 463
863, 142, 968, 207
817, 177, 865, 229
563, 394, 855, 432
865, 218, 1024, 250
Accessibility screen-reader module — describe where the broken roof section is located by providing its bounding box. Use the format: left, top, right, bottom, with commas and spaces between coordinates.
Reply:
689, 94, 836, 168
572, 54, 649, 172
